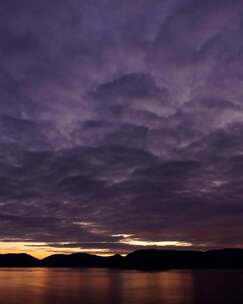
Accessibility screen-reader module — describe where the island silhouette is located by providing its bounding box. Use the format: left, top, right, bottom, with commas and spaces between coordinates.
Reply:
1, 249, 243, 269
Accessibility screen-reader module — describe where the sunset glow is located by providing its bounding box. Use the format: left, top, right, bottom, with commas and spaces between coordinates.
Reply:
119, 239, 192, 248
0, 242, 113, 259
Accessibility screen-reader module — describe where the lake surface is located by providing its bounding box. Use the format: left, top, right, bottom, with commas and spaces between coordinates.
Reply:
0, 268, 243, 304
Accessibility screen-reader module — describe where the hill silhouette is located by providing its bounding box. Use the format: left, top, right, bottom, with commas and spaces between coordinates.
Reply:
0, 253, 39, 267
42, 253, 123, 268
1, 249, 243, 269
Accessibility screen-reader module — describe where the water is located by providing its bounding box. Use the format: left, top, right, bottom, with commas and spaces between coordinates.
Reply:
0, 268, 242, 304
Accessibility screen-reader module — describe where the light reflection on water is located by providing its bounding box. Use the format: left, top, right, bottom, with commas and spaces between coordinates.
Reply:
0, 268, 242, 304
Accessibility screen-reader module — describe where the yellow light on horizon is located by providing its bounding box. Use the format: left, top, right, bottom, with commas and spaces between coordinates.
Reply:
0, 237, 193, 260
0, 242, 113, 259
119, 238, 192, 247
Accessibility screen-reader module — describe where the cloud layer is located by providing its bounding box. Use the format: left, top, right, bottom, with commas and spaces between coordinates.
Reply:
0, 0, 243, 255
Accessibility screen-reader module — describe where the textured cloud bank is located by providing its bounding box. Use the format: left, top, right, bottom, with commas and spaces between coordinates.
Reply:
0, 0, 243, 255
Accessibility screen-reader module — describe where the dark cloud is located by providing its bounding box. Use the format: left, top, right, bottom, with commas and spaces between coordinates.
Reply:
0, 0, 243, 255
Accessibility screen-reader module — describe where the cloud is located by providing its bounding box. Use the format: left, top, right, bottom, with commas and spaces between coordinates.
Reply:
0, 0, 243, 256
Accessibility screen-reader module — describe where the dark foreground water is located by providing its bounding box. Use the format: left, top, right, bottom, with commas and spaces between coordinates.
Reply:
0, 268, 243, 304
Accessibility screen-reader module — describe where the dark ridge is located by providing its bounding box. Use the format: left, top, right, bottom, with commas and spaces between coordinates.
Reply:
123, 249, 243, 270
1, 249, 243, 269
41, 253, 123, 268
0, 253, 39, 267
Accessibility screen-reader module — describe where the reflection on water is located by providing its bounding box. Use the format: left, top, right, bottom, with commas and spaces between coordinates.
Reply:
0, 268, 242, 304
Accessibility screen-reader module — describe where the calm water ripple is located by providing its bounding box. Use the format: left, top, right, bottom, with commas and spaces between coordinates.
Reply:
0, 268, 242, 304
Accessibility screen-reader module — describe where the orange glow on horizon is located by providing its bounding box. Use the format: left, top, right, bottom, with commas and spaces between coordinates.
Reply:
0, 242, 114, 259
119, 238, 192, 247
0, 238, 193, 259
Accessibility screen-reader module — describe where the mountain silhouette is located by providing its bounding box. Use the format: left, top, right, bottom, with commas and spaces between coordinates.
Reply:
0, 253, 39, 267
42, 253, 123, 268
1, 249, 243, 269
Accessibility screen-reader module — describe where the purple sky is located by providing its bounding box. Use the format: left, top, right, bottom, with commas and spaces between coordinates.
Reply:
0, 0, 243, 256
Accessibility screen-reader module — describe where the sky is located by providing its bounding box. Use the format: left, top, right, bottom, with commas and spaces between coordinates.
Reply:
0, 0, 243, 258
